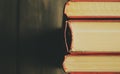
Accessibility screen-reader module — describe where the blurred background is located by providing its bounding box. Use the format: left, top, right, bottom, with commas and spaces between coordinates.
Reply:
0, 0, 67, 74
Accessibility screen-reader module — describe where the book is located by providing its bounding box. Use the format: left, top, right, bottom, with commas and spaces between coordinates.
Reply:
67, 72, 120, 74
64, 0, 120, 18
64, 20, 120, 53
63, 55, 120, 72
63, 1, 120, 74
70, 0, 120, 2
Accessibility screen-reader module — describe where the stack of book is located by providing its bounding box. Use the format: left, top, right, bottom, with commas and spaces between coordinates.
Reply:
63, 0, 120, 74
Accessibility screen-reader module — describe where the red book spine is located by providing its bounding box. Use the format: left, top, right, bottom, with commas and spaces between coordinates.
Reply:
67, 16, 120, 19
69, 52, 120, 56
68, 72, 120, 74
70, 0, 120, 2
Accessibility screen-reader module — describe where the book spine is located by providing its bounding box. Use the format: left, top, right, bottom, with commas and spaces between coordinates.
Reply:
69, 52, 120, 56
68, 72, 120, 74
70, 0, 120, 2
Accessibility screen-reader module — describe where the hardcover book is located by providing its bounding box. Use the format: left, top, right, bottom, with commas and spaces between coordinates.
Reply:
67, 72, 120, 74
63, 55, 120, 72
65, 20, 120, 53
64, 0, 120, 18
63, 0, 120, 74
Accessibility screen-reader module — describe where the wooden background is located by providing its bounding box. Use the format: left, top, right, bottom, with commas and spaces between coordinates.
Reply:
0, 0, 67, 74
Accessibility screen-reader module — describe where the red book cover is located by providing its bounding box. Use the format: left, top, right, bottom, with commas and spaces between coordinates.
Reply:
70, 0, 120, 2
68, 72, 120, 74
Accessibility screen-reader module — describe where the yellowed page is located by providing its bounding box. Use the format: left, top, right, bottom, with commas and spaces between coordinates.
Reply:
67, 21, 120, 52
64, 55, 120, 72
65, 1, 120, 17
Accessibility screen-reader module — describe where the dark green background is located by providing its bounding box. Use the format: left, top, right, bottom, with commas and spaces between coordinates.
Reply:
0, 0, 67, 74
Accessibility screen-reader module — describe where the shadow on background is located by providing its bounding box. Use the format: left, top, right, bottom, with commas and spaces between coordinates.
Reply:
19, 29, 66, 66
0, 0, 68, 74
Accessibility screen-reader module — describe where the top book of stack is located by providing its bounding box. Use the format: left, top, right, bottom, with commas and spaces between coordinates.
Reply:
64, 0, 120, 18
